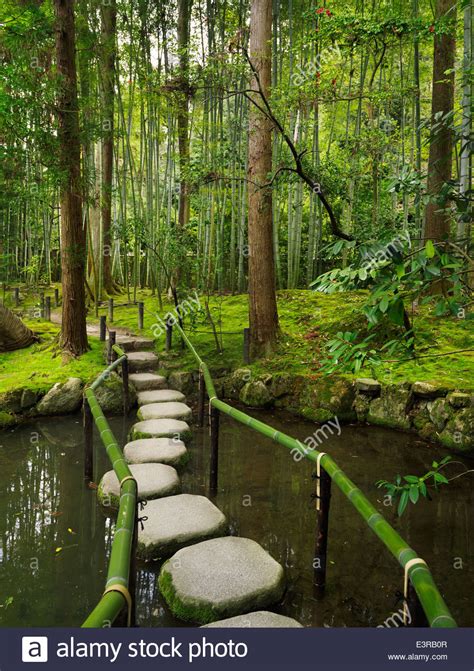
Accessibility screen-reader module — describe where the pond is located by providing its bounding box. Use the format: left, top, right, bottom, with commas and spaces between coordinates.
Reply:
0, 409, 472, 627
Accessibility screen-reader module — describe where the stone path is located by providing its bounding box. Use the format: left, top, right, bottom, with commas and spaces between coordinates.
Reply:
97, 337, 302, 627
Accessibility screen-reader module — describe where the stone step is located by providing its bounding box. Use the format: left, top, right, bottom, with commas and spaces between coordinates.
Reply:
158, 537, 285, 624
137, 389, 185, 406
137, 494, 227, 560
130, 419, 191, 441
129, 373, 166, 391
137, 402, 192, 422
116, 336, 155, 352
124, 438, 188, 467
127, 351, 159, 373
97, 463, 180, 508
201, 611, 303, 628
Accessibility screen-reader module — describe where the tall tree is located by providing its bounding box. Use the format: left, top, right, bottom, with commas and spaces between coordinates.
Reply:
177, 0, 192, 238
247, 0, 279, 358
424, 0, 457, 242
54, 0, 88, 356
100, 0, 117, 294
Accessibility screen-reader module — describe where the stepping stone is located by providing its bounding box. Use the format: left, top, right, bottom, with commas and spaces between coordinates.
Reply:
137, 389, 185, 406
97, 463, 180, 508
138, 494, 227, 560
116, 336, 155, 352
127, 351, 159, 373
158, 537, 285, 624
124, 438, 188, 467
129, 373, 166, 391
137, 402, 192, 422
130, 419, 191, 441
202, 611, 303, 628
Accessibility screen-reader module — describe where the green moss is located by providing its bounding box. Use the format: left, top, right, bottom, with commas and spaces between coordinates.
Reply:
0, 411, 16, 428
158, 565, 219, 624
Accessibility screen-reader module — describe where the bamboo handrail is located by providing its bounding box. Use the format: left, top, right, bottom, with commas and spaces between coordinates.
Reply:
82, 343, 137, 628
173, 321, 456, 628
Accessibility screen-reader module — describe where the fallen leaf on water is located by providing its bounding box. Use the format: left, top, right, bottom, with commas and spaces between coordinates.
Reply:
88, 482, 98, 490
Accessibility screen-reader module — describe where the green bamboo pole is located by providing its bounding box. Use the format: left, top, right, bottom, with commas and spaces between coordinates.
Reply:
173, 322, 456, 628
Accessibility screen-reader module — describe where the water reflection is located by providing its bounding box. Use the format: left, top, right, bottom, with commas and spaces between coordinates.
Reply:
0, 410, 472, 627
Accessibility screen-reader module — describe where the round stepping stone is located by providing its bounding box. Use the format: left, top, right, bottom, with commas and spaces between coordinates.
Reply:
138, 389, 185, 406
158, 537, 285, 624
129, 373, 166, 391
116, 336, 155, 352
130, 419, 191, 441
123, 438, 188, 467
97, 463, 180, 508
202, 611, 303, 628
137, 402, 192, 422
138, 494, 227, 560
127, 351, 159, 373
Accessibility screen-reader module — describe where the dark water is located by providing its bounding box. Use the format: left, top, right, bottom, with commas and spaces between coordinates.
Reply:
0, 409, 472, 628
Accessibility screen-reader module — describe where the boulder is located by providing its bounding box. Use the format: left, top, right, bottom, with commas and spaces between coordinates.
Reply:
412, 381, 448, 399
447, 392, 472, 409
21, 388, 41, 410
222, 368, 252, 400
427, 398, 453, 432
355, 378, 381, 395
298, 377, 356, 422
240, 380, 273, 408
202, 611, 303, 628
94, 372, 137, 415
269, 373, 294, 399
367, 384, 412, 430
439, 408, 474, 452
353, 393, 371, 422
167, 371, 195, 396
36, 377, 83, 415
0, 389, 23, 414
158, 536, 285, 624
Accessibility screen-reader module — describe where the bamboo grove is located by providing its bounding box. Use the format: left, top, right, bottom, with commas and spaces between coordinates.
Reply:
0, 0, 472, 356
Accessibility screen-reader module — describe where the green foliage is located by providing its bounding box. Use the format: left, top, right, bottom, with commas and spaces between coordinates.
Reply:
376, 456, 452, 516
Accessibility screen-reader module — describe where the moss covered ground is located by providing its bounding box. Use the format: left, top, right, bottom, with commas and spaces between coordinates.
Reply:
1, 285, 472, 396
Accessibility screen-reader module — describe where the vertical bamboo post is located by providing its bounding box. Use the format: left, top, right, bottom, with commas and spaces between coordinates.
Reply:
14, 287, 19, 306
45, 296, 51, 321
138, 301, 144, 330
313, 467, 332, 595
40, 291, 45, 318
99, 315, 107, 341
197, 370, 205, 427
165, 322, 172, 351
243, 327, 250, 364
108, 331, 116, 364
108, 297, 114, 323
54, 287, 59, 307
209, 404, 220, 497
83, 396, 93, 484
128, 504, 138, 627
122, 356, 130, 415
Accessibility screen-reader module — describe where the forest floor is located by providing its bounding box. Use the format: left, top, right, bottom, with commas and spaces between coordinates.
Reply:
1, 285, 472, 396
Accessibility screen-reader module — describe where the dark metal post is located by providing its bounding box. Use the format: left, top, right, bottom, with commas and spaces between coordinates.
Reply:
197, 371, 205, 427
99, 315, 107, 341
138, 302, 144, 330
108, 330, 116, 364
14, 287, 19, 307
406, 580, 428, 627
165, 322, 172, 351
40, 291, 45, 318
313, 467, 332, 596
122, 357, 130, 415
108, 298, 114, 323
45, 296, 51, 321
243, 327, 250, 364
83, 396, 93, 484
54, 287, 59, 307
209, 404, 220, 497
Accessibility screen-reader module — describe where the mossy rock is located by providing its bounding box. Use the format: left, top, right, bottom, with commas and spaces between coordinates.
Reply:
0, 411, 16, 429
353, 393, 371, 422
367, 384, 412, 430
222, 368, 252, 399
269, 373, 295, 399
297, 376, 356, 422
167, 371, 195, 395
0, 389, 23, 414
94, 372, 137, 415
439, 408, 474, 452
298, 405, 334, 423
239, 380, 274, 408
427, 398, 453, 432
411, 401, 437, 441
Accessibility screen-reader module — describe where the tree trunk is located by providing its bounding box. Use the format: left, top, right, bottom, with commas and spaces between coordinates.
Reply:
424, 0, 457, 242
0, 305, 38, 353
247, 0, 279, 358
100, 0, 117, 294
54, 0, 88, 356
